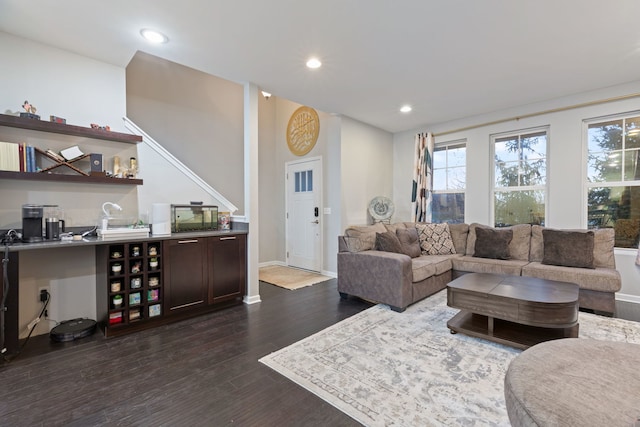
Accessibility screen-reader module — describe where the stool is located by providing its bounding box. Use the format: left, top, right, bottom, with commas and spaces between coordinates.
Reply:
504, 338, 640, 426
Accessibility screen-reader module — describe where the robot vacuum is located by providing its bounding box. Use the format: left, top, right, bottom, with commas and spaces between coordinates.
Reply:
50, 318, 97, 342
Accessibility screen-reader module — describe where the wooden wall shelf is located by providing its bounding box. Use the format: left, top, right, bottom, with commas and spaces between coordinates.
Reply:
0, 170, 143, 185
0, 113, 142, 144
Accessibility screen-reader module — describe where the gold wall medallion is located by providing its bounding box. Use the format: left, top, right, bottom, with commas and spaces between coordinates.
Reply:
286, 106, 320, 156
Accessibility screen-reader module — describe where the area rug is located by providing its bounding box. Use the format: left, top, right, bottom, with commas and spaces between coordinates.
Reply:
258, 265, 332, 290
259, 290, 640, 426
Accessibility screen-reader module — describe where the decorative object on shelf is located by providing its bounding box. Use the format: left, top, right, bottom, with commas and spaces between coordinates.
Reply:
111, 251, 122, 259
218, 212, 231, 230
89, 153, 104, 176
148, 289, 159, 302
20, 100, 40, 120
90, 123, 111, 131
110, 281, 121, 292
128, 157, 138, 178
129, 310, 141, 321
112, 294, 123, 307
60, 145, 84, 161
149, 304, 161, 317
148, 245, 158, 256
148, 276, 159, 287
49, 115, 66, 124
368, 196, 395, 223
130, 277, 142, 289
109, 312, 123, 325
111, 263, 122, 274
149, 257, 158, 269
129, 292, 141, 306
131, 246, 140, 257
286, 106, 320, 156
113, 156, 121, 176
131, 261, 141, 274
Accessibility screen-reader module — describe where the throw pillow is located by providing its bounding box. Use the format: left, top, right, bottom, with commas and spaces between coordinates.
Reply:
343, 236, 369, 253
375, 231, 404, 254
473, 227, 513, 260
542, 229, 595, 269
396, 227, 421, 258
415, 223, 456, 255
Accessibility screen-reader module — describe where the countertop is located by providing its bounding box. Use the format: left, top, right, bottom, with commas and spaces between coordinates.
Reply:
3, 228, 248, 252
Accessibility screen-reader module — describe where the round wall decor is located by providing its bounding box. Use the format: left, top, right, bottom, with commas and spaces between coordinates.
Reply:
368, 196, 394, 221
286, 106, 320, 156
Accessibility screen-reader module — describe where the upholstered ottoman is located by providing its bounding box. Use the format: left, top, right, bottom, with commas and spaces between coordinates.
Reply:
504, 339, 640, 426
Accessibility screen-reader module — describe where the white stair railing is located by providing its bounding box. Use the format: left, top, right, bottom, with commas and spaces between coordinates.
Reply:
123, 117, 238, 214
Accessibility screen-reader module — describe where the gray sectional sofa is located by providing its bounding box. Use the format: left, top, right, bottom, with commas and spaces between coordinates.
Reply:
337, 222, 621, 315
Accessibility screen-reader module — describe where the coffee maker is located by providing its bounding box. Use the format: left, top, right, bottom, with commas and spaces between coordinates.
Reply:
22, 204, 43, 243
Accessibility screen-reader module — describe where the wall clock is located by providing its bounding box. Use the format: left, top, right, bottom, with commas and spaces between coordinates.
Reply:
286, 106, 320, 156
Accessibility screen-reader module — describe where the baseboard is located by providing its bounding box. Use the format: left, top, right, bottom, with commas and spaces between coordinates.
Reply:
616, 293, 640, 304
243, 295, 262, 305
258, 261, 286, 268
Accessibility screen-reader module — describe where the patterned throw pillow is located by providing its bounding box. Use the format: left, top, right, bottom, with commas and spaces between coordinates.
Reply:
415, 223, 456, 255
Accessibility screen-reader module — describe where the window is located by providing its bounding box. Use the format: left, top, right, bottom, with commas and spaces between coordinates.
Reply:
294, 170, 313, 193
432, 141, 466, 223
586, 113, 640, 248
492, 128, 547, 227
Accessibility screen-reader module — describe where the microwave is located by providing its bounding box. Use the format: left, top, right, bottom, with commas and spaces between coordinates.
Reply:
171, 204, 218, 233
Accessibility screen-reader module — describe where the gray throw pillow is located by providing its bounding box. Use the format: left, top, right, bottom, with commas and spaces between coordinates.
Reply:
542, 229, 595, 269
474, 227, 512, 260
396, 227, 421, 258
375, 231, 404, 254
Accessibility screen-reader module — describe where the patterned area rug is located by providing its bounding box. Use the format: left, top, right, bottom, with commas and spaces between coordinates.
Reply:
260, 290, 640, 426
258, 265, 332, 290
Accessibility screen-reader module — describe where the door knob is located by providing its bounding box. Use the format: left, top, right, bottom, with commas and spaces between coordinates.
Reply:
311, 220, 319, 224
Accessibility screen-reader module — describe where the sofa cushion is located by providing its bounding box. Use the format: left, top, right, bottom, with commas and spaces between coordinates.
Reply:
415, 223, 456, 255
396, 227, 421, 258
522, 262, 621, 293
448, 223, 469, 255
375, 231, 404, 254
542, 229, 595, 269
451, 256, 529, 276
473, 227, 513, 260
411, 255, 453, 282
466, 223, 531, 261
345, 223, 387, 251
530, 226, 615, 268
342, 236, 370, 252
384, 222, 407, 234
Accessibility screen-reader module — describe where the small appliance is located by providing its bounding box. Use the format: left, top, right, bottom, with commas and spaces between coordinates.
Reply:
22, 204, 44, 243
171, 204, 218, 233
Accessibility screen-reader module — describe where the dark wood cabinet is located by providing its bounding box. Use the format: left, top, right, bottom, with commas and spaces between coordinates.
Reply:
95, 232, 246, 337
96, 241, 163, 337
208, 234, 247, 304
163, 238, 208, 314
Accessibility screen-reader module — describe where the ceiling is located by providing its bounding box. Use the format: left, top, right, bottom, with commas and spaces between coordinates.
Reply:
2, 0, 640, 133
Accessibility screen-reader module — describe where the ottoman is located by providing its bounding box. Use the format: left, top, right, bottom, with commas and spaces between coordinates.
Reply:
504, 338, 640, 426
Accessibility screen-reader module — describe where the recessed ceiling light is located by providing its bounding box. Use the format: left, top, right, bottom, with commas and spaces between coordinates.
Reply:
306, 57, 322, 69
400, 105, 412, 113
140, 29, 169, 44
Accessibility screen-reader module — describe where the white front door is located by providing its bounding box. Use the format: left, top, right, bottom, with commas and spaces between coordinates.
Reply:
286, 157, 322, 272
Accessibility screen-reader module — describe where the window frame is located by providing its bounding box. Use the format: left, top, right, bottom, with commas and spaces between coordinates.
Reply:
583, 111, 640, 249
432, 139, 466, 224
490, 126, 549, 227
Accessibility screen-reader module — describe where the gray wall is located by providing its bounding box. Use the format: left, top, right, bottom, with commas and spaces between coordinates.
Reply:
126, 52, 245, 215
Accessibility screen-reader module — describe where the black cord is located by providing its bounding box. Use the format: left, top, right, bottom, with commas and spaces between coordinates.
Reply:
19, 291, 50, 353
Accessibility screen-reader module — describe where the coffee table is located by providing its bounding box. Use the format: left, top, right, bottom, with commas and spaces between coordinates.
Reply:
446, 273, 579, 350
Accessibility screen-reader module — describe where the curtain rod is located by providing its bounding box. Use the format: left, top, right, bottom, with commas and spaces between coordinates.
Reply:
433, 92, 640, 137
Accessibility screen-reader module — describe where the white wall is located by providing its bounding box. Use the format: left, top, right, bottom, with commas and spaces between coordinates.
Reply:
393, 80, 640, 301
0, 32, 129, 336
341, 117, 394, 227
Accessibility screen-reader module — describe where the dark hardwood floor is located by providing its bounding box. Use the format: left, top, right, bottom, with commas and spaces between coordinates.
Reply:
0, 279, 372, 427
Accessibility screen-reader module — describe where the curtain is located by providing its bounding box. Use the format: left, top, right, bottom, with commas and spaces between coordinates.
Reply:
411, 132, 434, 223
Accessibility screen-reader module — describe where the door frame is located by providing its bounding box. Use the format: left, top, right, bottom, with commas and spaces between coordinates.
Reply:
285, 156, 323, 272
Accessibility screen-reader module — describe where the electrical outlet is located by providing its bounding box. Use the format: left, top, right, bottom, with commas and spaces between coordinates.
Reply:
38, 287, 49, 303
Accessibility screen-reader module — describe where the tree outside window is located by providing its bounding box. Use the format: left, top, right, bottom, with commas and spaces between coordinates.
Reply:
587, 114, 640, 248
493, 129, 547, 227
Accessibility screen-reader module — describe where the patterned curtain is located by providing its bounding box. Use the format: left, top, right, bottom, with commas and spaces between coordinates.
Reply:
411, 132, 434, 223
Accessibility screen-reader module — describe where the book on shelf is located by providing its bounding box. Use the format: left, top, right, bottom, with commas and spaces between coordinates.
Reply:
45, 149, 65, 162
0, 141, 21, 172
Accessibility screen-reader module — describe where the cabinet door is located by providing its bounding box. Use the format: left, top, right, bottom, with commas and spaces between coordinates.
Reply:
163, 238, 208, 314
208, 234, 247, 304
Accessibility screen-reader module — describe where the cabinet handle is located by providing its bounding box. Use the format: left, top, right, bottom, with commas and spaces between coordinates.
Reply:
219, 236, 237, 241
177, 239, 199, 244
170, 301, 204, 310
